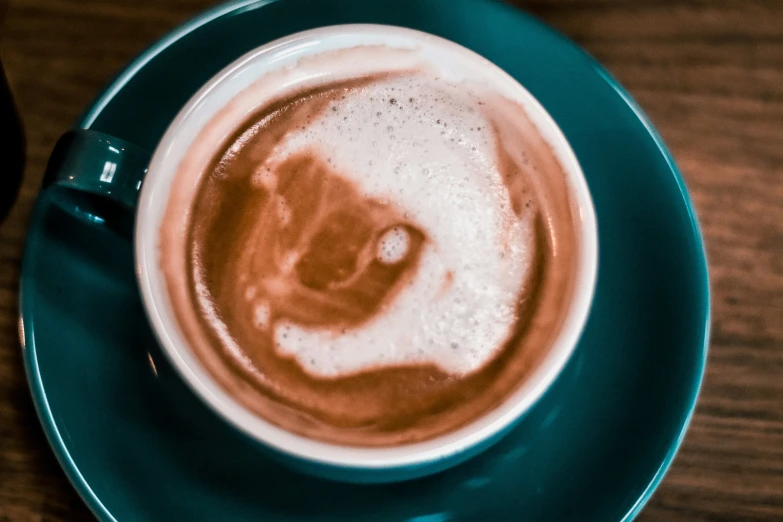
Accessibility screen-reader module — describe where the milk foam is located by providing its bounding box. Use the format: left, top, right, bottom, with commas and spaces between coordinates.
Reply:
377, 226, 410, 264
249, 75, 535, 377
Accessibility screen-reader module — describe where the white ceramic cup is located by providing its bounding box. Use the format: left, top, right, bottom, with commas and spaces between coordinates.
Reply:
134, 24, 598, 483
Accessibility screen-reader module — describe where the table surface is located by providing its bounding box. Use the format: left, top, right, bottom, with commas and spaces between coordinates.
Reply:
1, 0, 781, 520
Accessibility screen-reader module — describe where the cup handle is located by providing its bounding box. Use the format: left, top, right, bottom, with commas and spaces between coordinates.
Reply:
44, 129, 151, 232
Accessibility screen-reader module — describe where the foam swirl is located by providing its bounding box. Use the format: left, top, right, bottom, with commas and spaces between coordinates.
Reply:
161, 49, 579, 446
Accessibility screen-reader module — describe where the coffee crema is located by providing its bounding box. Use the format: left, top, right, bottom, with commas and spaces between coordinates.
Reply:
161, 46, 579, 446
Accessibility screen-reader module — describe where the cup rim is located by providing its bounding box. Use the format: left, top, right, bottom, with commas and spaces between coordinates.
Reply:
135, 24, 598, 470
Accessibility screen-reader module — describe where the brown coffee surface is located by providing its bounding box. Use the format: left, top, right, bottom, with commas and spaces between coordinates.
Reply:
160, 65, 579, 447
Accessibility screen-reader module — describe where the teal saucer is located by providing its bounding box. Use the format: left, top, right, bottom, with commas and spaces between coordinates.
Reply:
20, 0, 710, 520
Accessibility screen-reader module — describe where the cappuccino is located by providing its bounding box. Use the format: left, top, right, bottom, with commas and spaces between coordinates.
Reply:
160, 45, 579, 446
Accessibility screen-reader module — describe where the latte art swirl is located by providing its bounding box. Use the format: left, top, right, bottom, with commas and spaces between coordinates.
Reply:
161, 48, 579, 446
216, 74, 535, 379
228, 148, 428, 375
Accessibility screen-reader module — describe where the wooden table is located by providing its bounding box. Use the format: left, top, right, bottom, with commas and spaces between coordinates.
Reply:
1, 1, 781, 520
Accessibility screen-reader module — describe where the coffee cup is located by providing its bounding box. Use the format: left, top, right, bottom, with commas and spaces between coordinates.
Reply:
45, 24, 597, 483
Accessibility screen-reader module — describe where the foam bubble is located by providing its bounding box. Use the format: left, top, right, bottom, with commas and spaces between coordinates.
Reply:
376, 226, 410, 264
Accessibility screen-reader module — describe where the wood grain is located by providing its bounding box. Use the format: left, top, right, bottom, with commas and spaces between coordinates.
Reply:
0, 0, 781, 520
